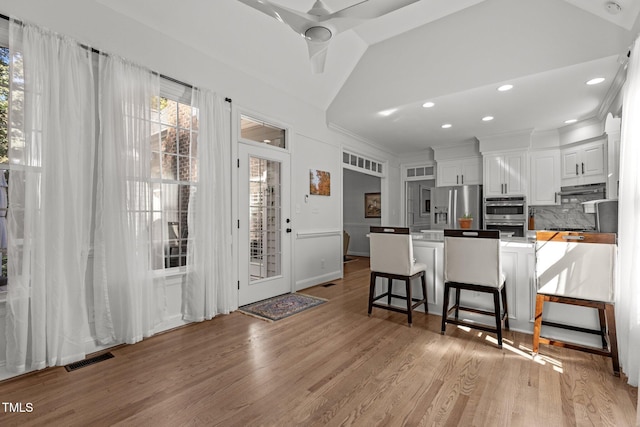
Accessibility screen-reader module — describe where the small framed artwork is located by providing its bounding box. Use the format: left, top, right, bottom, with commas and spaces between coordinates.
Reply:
309, 169, 331, 196
365, 192, 381, 218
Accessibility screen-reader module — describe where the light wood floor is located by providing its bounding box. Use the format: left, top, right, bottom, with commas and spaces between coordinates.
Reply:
0, 257, 637, 426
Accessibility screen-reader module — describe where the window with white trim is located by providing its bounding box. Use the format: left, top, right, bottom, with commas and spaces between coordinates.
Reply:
149, 88, 198, 270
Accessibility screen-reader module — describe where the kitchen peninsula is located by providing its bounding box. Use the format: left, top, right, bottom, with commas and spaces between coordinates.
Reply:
382, 230, 606, 348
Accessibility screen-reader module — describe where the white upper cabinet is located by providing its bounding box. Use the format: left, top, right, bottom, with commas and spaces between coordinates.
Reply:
560, 138, 607, 186
483, 151, 527, 196
436, 157, 482, 187
529, 149, 561, 205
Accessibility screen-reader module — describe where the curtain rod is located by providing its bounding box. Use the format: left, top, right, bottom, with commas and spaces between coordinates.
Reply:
0, 12, 232, 103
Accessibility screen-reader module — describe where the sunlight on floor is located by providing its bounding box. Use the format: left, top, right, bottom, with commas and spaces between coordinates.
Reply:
453, 325, 564, 373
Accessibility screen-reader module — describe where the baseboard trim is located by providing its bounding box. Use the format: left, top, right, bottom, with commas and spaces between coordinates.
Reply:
296, 270, 342, 291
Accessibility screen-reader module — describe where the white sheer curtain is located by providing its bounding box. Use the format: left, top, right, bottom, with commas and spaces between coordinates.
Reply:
5, 20, 95, 372
617, 34, 640, 392
182, 89, 234, 321
93, 55, 162, 344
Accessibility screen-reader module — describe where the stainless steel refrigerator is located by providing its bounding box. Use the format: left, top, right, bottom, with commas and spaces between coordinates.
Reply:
430, 185, 483, 230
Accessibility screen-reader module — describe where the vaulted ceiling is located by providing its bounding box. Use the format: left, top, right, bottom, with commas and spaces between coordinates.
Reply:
97, 0, 640, 154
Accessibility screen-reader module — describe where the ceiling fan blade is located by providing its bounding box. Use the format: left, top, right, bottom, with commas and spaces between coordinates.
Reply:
306, 39, 330, 74
332, 0, 420, 20
237, 0, 316, 36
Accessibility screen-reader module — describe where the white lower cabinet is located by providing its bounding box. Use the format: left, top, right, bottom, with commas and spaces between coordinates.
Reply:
411, 240, 533, 331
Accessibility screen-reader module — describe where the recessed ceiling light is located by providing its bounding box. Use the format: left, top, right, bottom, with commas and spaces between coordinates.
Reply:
441, 123, 452, 129
586, 77, 605, 85
564, 119, 577, 124
482, 116, 494, 122
422, 101, 435, 108
498, 84, 513, 92
378, 108, 397, 117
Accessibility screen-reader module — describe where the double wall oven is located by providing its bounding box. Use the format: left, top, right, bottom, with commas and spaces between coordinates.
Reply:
483, 196, 527, 237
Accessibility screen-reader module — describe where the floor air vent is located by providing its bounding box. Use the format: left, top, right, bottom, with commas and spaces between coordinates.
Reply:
65, 352, 114, 372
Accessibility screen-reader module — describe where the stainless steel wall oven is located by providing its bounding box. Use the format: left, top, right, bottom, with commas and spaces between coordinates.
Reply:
484, 196, 527, 237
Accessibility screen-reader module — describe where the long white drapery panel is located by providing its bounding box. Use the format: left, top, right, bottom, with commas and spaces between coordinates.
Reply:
618, 35, 640, 392
5, 20, 95, 372
183, 89, 234, 321
93, 55, 163, 345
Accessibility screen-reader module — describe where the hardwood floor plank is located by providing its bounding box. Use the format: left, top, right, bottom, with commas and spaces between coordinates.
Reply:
0, 256, 636, 426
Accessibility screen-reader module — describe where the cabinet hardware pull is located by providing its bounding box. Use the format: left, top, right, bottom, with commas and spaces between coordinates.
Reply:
462, 175, 464, 184
575, 164, 579, 175
456, 175, 459, 185
582, 162, 585, 174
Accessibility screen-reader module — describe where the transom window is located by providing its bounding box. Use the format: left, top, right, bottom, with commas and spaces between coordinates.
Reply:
240, 114, 286, 149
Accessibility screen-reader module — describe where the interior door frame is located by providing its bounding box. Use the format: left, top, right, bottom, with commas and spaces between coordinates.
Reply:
231, 106, 294, 307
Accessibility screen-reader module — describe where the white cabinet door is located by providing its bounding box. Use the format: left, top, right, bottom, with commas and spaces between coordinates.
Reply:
503, 152, 526, 195
483, 151, 527, 196
461, 157, 482, 185
560, 139, 606, 186
436, 157, 482, 187
437, 162, 462, 187
561, 148, 581, 185
484, 154, 505, 196
582, 142, 606, 184
529, 149, 561, 205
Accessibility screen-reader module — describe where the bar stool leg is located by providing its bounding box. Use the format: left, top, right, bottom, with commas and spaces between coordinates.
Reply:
405, 278, 413, 326
441, 283, 451, 334
501, 284, 509, 330
532, 294, 545, 354
420, 273, 428, 314
368, 272, 377, 316
605, 303, 620, 377
493, 289, 503, 348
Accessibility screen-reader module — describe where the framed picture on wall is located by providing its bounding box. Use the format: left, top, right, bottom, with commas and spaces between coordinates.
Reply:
309, 169, 331, 196
365, 192, 381, 218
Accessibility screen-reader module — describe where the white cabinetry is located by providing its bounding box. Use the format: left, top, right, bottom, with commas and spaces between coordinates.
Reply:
483, 151, 527, 196
561, 138, 606, 186
529, 149, 561, 205
436, 157, 482, 187
412, 239, 534, 333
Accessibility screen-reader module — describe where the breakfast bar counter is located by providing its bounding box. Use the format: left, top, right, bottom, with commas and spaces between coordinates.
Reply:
372, 231, 605, 347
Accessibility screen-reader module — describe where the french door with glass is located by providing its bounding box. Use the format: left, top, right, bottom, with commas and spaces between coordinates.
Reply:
238, 143, 291, 306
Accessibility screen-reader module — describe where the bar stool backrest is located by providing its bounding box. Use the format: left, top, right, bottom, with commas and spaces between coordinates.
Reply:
535, 231, 616, 303
444, 229, 502, 288
369, 227, 413, 276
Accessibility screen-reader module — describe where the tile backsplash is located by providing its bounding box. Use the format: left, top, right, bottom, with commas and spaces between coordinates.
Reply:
531, 195, 597, 230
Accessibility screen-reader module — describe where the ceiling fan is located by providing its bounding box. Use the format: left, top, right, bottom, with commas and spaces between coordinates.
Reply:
237, 0, 420, 73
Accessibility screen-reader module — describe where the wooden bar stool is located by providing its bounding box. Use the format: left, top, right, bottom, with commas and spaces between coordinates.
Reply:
441, 229, 509, 348
368, 227, 428, 326
533, 231, 620, 376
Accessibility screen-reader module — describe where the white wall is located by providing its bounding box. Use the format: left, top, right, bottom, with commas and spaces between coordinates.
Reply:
343, 168, 381, 257
0, 2, 402, 376
293, 134, 343, 290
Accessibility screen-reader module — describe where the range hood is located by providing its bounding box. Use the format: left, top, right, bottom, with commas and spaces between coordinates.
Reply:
557, 183, 606, 196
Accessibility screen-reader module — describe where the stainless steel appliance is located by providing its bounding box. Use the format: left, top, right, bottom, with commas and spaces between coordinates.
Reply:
430, 185, 483, 230
595, 200, 618, 233
484, 196, 527, 237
